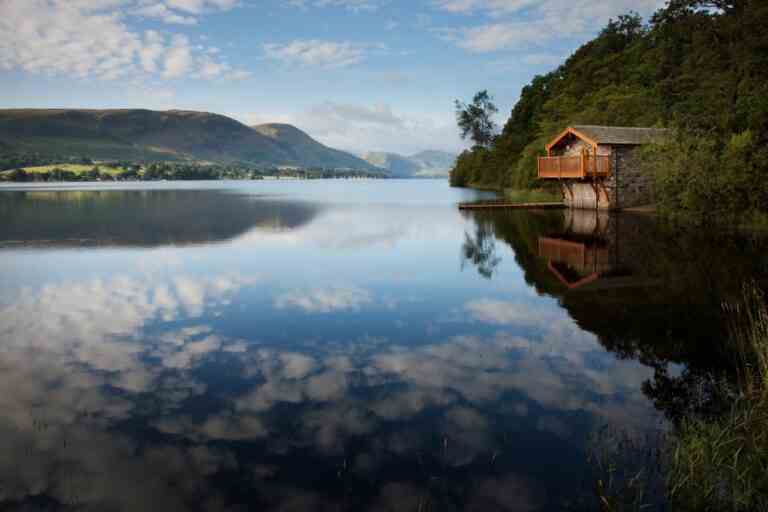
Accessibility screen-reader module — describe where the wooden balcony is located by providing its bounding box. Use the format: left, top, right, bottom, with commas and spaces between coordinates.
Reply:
538, 155, 611, 179
538, 237, 611, 275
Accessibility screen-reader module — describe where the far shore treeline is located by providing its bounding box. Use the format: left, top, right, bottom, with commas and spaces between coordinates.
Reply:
0, 157, 386, 182
451, 0, 768, 225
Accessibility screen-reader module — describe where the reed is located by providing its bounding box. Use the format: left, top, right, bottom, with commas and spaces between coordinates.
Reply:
668, 283, 768, 511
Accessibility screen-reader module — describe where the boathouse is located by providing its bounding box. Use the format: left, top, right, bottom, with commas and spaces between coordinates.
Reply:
537, 125, 669, 209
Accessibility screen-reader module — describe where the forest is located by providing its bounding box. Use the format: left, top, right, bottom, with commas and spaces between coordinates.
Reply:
450, 0, 768, 224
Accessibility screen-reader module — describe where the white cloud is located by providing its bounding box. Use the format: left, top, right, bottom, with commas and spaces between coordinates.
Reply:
0, 273, 256, 375
433, 0, 537, 15
263, 40, 367, 68
287, 0, 383, 11
434, 0, 666, 52
134, 2, 198, 24
439, 21, 559, 52
0, 0, 249, 81
241, 101, 463, 154
155, 0, 238, 15
138, 30, 166, 72
162, 34, 194, 78
274, 286, 373, 313
464, 298, 560, 327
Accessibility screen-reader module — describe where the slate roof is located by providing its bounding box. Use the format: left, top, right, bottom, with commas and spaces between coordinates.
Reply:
572, 125, 670, 145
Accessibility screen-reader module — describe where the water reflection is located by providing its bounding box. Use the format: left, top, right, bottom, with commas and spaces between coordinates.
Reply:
6, 183, 759, 510
0, 189, 321, 247
0, 269, 655, 509
462, 207, 768, 423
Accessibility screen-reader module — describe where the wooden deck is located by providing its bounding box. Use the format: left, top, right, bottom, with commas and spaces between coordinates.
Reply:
458, 201, 565, 210
538, 155, 611, 179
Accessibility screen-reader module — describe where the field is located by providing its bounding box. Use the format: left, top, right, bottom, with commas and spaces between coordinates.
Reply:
17, 163, 129, 176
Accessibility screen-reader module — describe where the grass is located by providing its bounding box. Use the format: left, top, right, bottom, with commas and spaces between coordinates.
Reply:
667, 284, 768, 511
587, 427, 667, 512
14, 163, 129, 177
502, 188, 561, 203
590, 283, 768, 512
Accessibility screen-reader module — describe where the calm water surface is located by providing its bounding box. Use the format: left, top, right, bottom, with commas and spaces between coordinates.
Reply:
1, 180, 765, 511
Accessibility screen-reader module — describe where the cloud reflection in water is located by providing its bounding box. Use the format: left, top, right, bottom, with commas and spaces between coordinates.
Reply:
0, 269, 660, 510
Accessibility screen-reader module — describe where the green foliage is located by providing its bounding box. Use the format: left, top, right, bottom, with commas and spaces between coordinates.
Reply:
454, 90, 498, 148
450, 2, 768, 223
502, 188, 560, 203
641, 130, 768, 225
0, 160, 386, 182
449, 147, 491, 187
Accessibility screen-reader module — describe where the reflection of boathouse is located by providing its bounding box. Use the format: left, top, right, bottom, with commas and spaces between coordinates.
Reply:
537, 210, 629, 290
537, 125, 669, 210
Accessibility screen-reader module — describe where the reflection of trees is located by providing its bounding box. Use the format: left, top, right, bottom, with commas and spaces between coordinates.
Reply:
461, 209, 563, 290
0, 189, 322, 247
461, 208, 768, 424
460, 222, 500, 279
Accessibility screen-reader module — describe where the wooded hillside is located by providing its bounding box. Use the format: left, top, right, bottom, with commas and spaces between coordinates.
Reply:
451, 0, 768, 223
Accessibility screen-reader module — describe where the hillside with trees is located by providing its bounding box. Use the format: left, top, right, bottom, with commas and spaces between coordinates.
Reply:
450, 0, 768, 224
0, 109, 378, 171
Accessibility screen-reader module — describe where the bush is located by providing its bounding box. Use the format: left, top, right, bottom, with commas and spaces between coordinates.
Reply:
641, 130, 768, 226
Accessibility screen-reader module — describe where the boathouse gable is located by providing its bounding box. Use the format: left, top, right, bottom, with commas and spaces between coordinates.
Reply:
538, 125, 669, 210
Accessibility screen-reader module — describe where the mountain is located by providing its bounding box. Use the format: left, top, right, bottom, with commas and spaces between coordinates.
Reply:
407, 150, 457, 177
252, 123, 375, 170
361, 152, 420, 178
361, 150, 456, 178
0, 109, 378, 170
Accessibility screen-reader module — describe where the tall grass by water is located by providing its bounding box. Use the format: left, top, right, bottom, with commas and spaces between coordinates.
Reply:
591, 283, 768, 511
668, 284, 768, 511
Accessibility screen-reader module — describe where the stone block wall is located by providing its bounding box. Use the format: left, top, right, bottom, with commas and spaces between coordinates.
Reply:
603, 145, 654, 209
556, 143, 654, 210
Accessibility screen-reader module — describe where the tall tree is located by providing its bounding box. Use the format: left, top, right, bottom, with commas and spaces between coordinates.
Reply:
455, 90, 498, 148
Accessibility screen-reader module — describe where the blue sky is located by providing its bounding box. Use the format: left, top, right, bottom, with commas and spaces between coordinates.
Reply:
0, 0, 664, 154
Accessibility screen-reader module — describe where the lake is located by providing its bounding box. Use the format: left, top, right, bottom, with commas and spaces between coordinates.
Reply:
0, 180, 765, 511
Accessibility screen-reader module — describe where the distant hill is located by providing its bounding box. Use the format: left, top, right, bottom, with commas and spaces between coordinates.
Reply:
361, 152, 420, 178
408, 150, 457, 177
361, 150, 456, 178
252, 123, 375, 170
0, 109, 378, 170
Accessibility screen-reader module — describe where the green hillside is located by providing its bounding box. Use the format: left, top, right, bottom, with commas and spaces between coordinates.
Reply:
0, 109, 376, 170
252, 123, 378, 170
451, 0, 768, 223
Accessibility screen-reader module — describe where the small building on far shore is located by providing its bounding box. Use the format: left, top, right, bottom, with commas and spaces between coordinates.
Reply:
537, 125, 669, 210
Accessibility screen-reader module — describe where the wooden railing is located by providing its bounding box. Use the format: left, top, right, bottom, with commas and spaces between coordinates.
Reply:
538, 155, 611, 179
538, 237, 610, 274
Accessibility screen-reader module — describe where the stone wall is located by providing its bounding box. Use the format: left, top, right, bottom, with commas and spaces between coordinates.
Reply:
560, 145, 654, 209
602, 145, 654, 209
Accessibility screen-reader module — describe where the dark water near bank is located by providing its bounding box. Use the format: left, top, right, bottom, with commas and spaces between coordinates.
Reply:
0, 180, 765, 511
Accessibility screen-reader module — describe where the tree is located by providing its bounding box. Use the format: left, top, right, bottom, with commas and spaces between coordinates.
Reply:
455, 90, 498, 148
